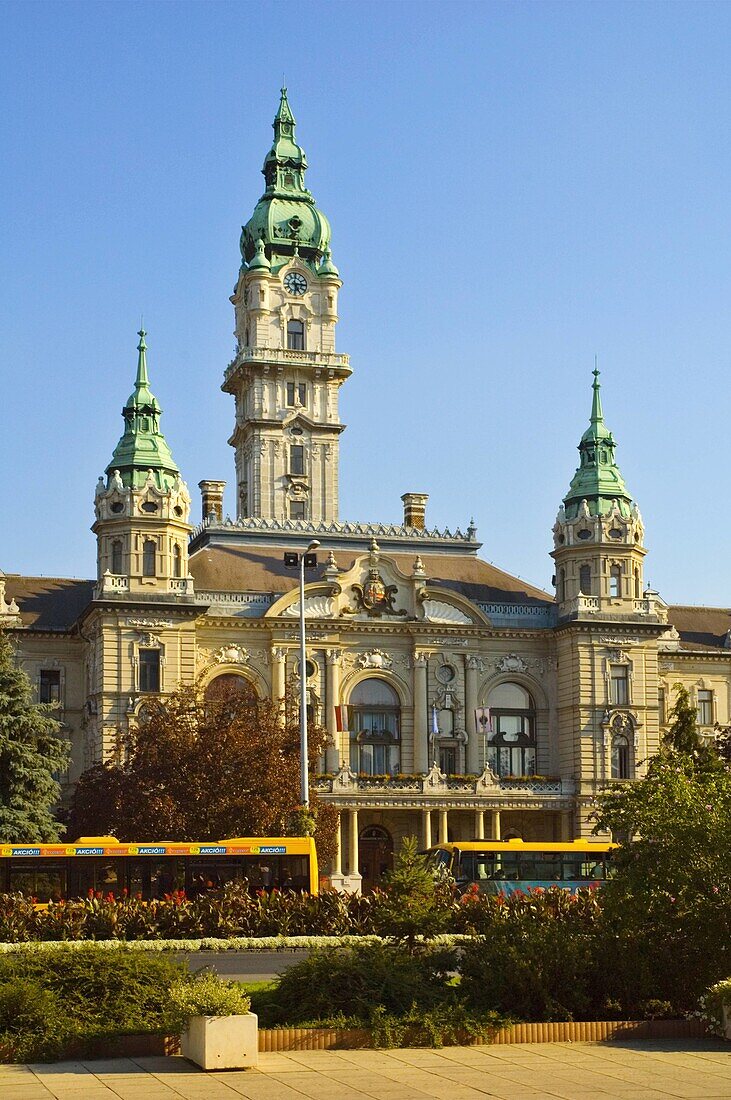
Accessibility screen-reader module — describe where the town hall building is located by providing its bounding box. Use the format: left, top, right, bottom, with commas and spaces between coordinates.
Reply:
2, 91, 729, 889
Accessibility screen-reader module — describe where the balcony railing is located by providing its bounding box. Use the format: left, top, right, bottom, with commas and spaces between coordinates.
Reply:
314, 766, 570, 797
225, 346, 351, 381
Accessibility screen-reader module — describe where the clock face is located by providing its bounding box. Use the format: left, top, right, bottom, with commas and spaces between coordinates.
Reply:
284, 271, 307, 296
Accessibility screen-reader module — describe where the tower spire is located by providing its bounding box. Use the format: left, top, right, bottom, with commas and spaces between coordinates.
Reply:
562, 368, 632, 519
106, 330, 180, 490
239, 88, 332, 271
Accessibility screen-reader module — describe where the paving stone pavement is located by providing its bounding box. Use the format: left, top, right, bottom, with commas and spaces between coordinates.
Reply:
1, 1040, 730, 1099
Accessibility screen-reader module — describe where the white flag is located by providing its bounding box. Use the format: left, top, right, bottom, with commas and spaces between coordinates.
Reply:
474, 707, 492, 735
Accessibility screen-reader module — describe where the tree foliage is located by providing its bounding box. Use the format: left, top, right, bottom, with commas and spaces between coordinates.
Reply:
0, 631, 69, 842
663, 683, 723, 772
594, 748, 731, 1006
374, 836, 450, 951
66, 679, 337, 866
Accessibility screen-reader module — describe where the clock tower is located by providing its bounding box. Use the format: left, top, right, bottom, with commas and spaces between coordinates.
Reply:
224, 89, 351, 524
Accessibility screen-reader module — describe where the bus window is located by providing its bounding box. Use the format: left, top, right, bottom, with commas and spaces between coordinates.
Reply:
7, 861, 65, 900
129, 858, 185, 899
532, 854, 562, 881
459, 852, 496, 882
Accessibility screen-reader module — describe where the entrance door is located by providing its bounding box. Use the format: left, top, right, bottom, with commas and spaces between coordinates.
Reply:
359, 826, 394, 891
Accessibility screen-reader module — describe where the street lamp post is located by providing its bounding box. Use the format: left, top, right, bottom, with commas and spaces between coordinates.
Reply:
297, 540, 320, 806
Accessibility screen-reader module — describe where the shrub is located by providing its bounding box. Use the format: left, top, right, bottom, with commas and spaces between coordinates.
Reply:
169, 971, 251, 1022
0, 978, 69, 1061
256, 942, 458, 1026
697, 977, 731, 1036
0, 945, 186, 1057
458, 888, 604, 1022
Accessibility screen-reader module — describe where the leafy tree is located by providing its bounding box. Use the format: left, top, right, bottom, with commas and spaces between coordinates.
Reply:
663, 684, 723, 772
594, 752, 731, 1008
0, 630, 69, 842
374, 836, 450, 952
66, 679, 337, 868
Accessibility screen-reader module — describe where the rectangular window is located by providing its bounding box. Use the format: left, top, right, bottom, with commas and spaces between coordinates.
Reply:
39, 670, 61, 705
290, 501, 306, 520
697, 689, 713, 726
142, 540, 156, 577
439, 744, 457, 774
139, 649, 160, 693
658, 687, 666, 725
287, 382, 307, 406
610, 665, 629, 706
290, 445, 305, 475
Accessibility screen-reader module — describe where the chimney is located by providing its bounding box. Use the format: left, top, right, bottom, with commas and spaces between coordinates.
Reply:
401, 492, 428, 530
199, 480, 226, 523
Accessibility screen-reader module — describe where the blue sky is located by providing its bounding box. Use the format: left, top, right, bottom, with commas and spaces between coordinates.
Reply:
2, 0, 730, 605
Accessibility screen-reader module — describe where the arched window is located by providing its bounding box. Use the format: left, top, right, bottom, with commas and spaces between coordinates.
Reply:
205, 675, 257, 720
173, 544, 182, 578
111, 540, 123, 575
609, 565, 621, 598
579, 564, 591, 595
349, 678, 400, 776
287, 319, 305, 351
557, 568, 565, 603
485, 682, 536, 778
142, 539, 156, 577
611, 734, 631, 779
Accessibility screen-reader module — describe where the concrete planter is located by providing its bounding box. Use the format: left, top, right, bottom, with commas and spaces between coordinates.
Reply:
182, 1012, 259, 1070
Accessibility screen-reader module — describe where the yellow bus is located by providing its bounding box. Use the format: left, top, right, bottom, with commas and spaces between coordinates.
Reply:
0, 836, 319, 901
426, 839, 616, 896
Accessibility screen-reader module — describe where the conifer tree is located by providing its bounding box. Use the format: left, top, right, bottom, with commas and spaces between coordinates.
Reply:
663, 683, 723, 772
0, 631, 69, 841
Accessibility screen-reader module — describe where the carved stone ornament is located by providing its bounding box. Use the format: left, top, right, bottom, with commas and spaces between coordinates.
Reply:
342, 569, 407, 618
495, 653, 528, 674
283, 595, 334, 619
606, 648, 629, 663
215, 644, 248, 665
476, 764, 500, 789
126, 618, 173, 629
422, 599, 473, 625
137, 633, 161, 648
356, 649, 392, 671
424, 761, 448, 787
333, 762, 358, 789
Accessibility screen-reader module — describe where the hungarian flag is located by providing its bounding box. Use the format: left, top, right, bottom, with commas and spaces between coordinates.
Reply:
335, 705, 349, 732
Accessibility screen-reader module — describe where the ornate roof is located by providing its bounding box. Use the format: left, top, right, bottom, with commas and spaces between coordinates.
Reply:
562, 369, 633, 519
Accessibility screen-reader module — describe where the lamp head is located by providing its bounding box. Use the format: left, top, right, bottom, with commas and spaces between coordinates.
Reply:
306, 540, 321, 552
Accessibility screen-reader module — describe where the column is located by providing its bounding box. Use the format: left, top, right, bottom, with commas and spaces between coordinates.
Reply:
474, 809, 485, 839
325, 649, 342, 773
271, 647, 286, 701
492, 809, 501, 840
348, 808, 359, 874
333, 813, 342, 876
465, 655, 480, 773
421, 808, 432, 849
413, 652, 428, 772
438, 809, 448, 845
561, 810, 573, 841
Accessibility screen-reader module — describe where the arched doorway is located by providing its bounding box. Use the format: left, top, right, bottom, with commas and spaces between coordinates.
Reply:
359, 825, 393, 891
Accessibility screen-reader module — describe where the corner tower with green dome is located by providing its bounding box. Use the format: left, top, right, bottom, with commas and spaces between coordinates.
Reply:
224, 89, 351, 525
551, 369, 648, 615
93, 330, 193, 598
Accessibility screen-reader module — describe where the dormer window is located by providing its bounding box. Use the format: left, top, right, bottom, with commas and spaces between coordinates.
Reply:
287, 320, 305, 350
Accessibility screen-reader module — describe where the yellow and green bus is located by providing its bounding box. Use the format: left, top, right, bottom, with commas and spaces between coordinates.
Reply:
426, 839, 616, 895
0, 836, 318, 901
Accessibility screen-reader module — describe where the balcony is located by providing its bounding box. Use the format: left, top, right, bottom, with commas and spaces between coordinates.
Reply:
225, 346, 351, 383
314, 764, 573, 804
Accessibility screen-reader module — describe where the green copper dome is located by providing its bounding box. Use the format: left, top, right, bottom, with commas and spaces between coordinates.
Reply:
563, 369, 633, 519
106, 330, 181, 491
240, 88, 332, 273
